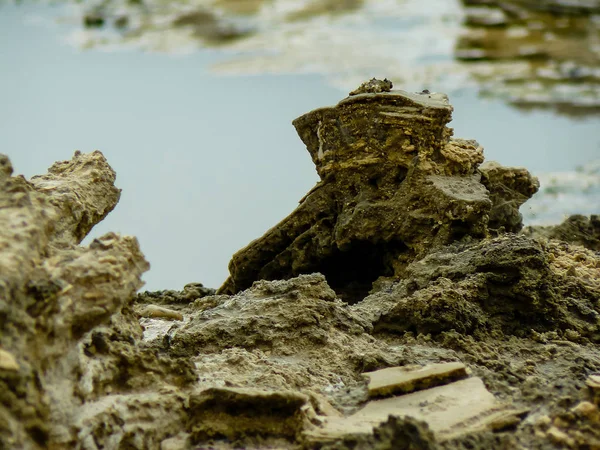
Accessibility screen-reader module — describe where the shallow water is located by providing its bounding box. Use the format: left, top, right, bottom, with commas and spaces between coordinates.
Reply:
1, 2, 599, 291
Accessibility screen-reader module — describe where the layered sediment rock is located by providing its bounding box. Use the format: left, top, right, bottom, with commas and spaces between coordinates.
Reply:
2, 85, 600, 450
0, 152, 191, 449
354, 234, 600, 339
219, 87, 539, 301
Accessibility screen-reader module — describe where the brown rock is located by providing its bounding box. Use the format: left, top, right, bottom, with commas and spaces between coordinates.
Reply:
363, 362, 468, 398
220, 86, 537, 302
187, 387, 310, 442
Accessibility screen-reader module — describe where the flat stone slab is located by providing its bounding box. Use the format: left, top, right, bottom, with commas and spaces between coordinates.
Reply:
188, 387, 309, 441
305, 377, 524, 444
363, 362, 468, 398
137, 304, 183, 321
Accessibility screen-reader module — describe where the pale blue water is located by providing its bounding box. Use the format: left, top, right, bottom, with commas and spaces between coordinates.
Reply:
1, 3, 599, 290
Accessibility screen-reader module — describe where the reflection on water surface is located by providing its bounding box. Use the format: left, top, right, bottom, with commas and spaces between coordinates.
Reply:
56, 0, 600, 115
458, 0, 600, 116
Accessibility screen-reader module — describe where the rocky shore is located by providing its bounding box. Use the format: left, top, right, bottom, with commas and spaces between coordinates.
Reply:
1, 84, 599, 449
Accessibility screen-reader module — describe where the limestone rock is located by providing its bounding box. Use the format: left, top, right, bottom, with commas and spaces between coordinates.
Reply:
137, 282, 215, 305
128, 273, 431, 425
349, 78, 393, 96
2, 89, 600, 450
75, 391, 190, 449
163, 274, 411, 409
355, 234, 600, 340
480, 161, 540, 233
187, 388, 310, 442
532, 384, 600, 449
304, 377, 524, 446
137, 304, 184, 321
0, 152, 164, 449
169, 274, 369, 356
363, 362, 468, 398
220, 87, 538, 302
319, 415, 437, 450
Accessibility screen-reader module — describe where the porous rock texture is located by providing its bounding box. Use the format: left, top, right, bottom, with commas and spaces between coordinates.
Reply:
2, 86, 600, 450
524, 214, 600, 251
219, 88, 539, 302
0, 151, 192, 449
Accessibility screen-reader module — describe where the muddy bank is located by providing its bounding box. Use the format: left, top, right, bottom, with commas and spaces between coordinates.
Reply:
1, 84, 600, 450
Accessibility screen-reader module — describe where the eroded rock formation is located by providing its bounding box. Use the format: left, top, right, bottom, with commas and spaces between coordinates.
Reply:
0, 152, 194, 449
524, 214, 600, 251
1, 86, 600, 450
456, 0, 600, 115
219, 88, 539, 302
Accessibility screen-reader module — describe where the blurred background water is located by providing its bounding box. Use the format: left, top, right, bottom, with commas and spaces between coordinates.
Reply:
1, 0, 599, 290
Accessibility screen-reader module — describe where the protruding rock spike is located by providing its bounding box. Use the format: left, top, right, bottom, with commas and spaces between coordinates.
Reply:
30, 150, 122, 246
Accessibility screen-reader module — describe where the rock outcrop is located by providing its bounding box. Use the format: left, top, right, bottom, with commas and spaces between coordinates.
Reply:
2, 84, 599, 450
219, 87, 539, 302
354, 234, 600, 340
0, 152, 192, 449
